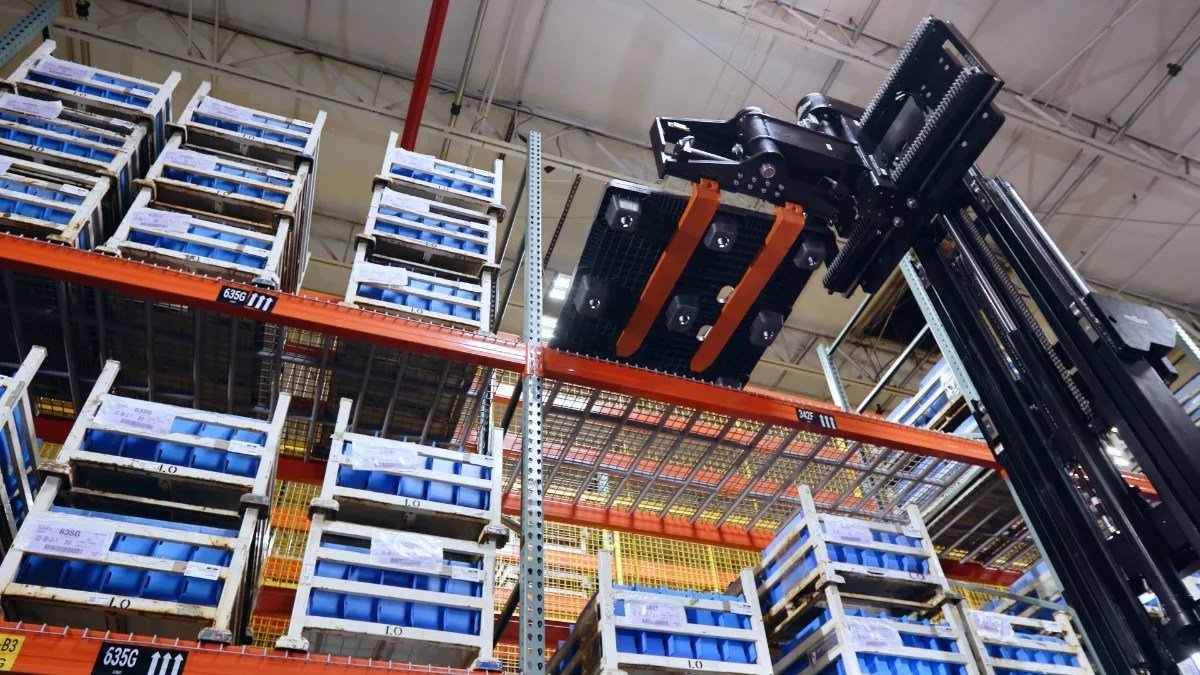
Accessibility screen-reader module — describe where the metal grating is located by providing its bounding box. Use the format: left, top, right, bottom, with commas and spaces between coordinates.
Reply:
248, 614, 290, 649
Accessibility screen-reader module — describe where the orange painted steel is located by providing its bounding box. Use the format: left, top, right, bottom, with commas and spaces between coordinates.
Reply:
691, 203, 806, 372
0, 235, 526, 371
615, 178, 721, 357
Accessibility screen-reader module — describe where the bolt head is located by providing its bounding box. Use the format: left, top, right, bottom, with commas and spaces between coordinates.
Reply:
759, 162, 776, 179
906, 197, 918, 209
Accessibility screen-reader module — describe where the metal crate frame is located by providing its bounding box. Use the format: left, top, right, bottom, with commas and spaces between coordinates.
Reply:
0, 155, 110, 247
0, 97, 145, 217
46, 359, 290, 513
345, 241, 493, 334
274, 516, 500, 670
360, 183, 498, 277
375, 132, 504, 218
98, 187, 293, 289
140, 134, 309, 227
313, 398, 506, 547
0, 346, 45, 554
0, 474, 265, 644
772, 584, 980, 675
172, 81, 325, 168
746, 485, 950, 640
955, 607, 1094, 675
546, 550, 773, 675
5, 40, 179, 161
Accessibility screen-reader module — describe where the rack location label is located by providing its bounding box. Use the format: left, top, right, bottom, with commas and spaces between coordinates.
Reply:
0, 634, 25, 671
217, 286, 277, 313
92, 643, 187, 675
795, 407, 838, 430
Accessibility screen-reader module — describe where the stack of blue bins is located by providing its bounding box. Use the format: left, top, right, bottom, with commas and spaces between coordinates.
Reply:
352, 260, 485, 327
0, 157, 108, 248
334, 436, 490, 511
979, 562, 1064, 620
379, 132, 502, 216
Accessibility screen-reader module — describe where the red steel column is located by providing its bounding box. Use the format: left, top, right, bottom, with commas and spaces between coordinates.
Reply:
400, 0, 451, 151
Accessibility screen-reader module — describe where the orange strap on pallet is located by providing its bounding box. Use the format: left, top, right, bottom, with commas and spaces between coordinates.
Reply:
690, 202, 806, 373
615, 178, 721, 358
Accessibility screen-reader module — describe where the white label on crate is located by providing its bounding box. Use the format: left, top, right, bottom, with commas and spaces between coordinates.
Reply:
935, 625, 957, 638
184, 561, 223, 580
110, 117, 135, 129
902, 525, 923, 541
729, 601, 754, 616
0, 93, 62, 119
293, 118, 313, 129
18, 515, 116, 559
389, 147, 437, 173
32, 56, 97, 82
845, 618, 903, 650
355, 261, 409, 288
450, 567, 483, 582
824, 515, 874, 544
266, 169, 290, 180
970, 611, 1016, 642
299, 563, 315, 584
125, 207, 192, 234
59, 183, 89, 196
350, 436, 424, 473
379, 188, 430, 215
0, 157, 13, 176
465, 452, 492, 467
370, 531, 443, 573
623, 594, 686, 630
198, 96, 258, 124
94, 397, 176, 435
162, 148, 218, 174
227, 440, 263, 456
87, 594, 112, 606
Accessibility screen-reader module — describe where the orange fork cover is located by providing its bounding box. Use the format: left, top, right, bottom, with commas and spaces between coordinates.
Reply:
615, 178, 721, 358
690, 202, 806, 373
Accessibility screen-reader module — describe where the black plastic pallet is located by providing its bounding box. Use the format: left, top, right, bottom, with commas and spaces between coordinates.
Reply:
551, 180, 836, 387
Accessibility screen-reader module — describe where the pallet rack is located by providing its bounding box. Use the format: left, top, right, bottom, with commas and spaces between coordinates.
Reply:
0, 347, 44, 554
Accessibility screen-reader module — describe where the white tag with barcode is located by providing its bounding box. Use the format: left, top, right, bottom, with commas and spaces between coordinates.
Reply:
935, 625, 957, 638
125, 207, 192, 234
94, 396, 176, 435
87, 594, 112, 606
299, 563, 315, 584
370, 531, 443, 572
970, 610, 1016, 641
389, 147, 437, 172
845, 617, 903, 650
110, 118, 135, 129
450, 567, 483, 582
0, 157, 14, 175
355, 261, 409, 288
824, 515, 874, 544
350, 436, 424, 473
162, 148, 218, 174
227, 440, 263, 456
624, 594, 686, 629
380, 188, 430, 214
198, 97, 258, 124
0, 93, 62, 119
266, 169, 290, 180
19, 516, 115, 559
184, 561, 223, 580
729, 601, 754, 615
59, 183, 89, 196
32, 56, 97, 82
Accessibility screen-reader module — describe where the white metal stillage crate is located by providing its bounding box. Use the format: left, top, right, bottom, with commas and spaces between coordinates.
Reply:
172, 82, 325, 168
375, 132, 504, 217
361, 184, 497, 276
99, 187, 294, 289
6, 40, 180, 161
310, 398, 507, 547
0, 347, 45, 555
274, 517, 500, 670
0, 155, 111, 247
547, 550, 773, 675
955, 607, 1094, 675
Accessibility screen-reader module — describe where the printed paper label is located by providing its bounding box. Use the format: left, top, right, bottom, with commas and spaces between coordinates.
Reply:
87, 594, 111, 606
450, 567, 483, 582
824, 515, 875, 544
227, 440, 263, 456
970, 611, 1016, 641
902, 525, 924, 541
729, 601, 754, 616
370, 531, 443, 572
19, 516, 115, 559
389, 147, 437, 172
349, 436, 424, 473
59, 183, 89, 196
355, 261, 409, 288
0, 93, 62, 119
299, 563, 315, 584
465, 452, 493, 467
379, 188, 430, 214
184, 561, 223, 580
162, 148, 218, 174
293, 118, 314, 129
110, 118, 135, 129
125, 207, 192, 234
32, 56, 97, 82
624, 594, 686, 629
0, 157, 13, 175
845, 618, 903, 650
266, 169, 290, 180
94, 397, 176, 435
935, 625, 958, 638
198, 97, 258, 124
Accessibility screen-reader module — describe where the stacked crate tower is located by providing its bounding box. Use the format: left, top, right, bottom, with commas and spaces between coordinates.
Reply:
99, 81, 325, 292
0, 359, 291, 644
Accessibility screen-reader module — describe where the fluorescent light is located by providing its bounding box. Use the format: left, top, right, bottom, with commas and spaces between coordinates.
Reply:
541, 316, 558, 336
548, 274, 571, 300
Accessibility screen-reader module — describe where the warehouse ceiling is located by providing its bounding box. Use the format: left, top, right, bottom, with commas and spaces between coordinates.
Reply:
3, 0, 1200, 411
